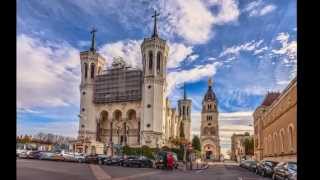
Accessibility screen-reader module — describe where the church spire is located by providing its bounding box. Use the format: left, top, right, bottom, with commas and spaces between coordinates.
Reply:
151, 10, 160, 38
90, 27, 97, 52
208, 77, 213, 88
183, 82, 187, 100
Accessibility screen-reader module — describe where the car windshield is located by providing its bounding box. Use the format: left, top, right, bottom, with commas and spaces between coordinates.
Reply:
288, 162, 297, 171
265, 161, 278, 167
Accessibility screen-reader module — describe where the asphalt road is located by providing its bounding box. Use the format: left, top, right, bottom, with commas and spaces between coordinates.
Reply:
17, 159, 271, 180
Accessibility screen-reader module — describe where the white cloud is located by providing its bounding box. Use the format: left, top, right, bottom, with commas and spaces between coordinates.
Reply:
99, 39, 142, 69
219, 40, 264, 57
244, 0, 276, 17
260, 5, 277, 16
159, 0, 239, 44
167, 62, 222, 96
272, 32, 297, 61
99, 40, 196, 69
17, 34, 81, 109
167, 42, 195, 68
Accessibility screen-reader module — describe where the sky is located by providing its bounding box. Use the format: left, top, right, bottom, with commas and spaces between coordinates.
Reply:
17, 0, 296, 156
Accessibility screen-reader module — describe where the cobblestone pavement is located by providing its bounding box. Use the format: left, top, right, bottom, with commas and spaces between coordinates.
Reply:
17, 159, 270, 180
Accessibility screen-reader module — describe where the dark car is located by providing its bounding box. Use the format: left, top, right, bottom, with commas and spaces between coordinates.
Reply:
256, 160, 278, 177
122, 156, 153, 168
104, 156, 124, 166
272, 161, 297, 180
28, 151, 43, 159
97, 155, 110, 165
122, 156, 139, 167
248, 160, 258, 172
84, 154, 110, 164
240, 160, 257, 170
84, 154, 99, 164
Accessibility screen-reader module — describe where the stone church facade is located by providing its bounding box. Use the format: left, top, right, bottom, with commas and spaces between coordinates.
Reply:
73, 12, 192, 155
200, 78, 221, 161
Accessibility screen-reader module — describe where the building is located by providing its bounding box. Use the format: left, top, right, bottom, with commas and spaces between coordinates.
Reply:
73, 11, 192, 155
200, 78, 220, 161
230, 133, 251, 162
253, 77, 297, 162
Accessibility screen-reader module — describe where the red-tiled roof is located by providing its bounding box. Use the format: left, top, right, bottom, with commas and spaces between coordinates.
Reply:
261, 92, 281, 106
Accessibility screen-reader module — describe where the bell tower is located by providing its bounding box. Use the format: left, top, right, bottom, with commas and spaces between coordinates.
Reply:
178, 83, 192, 141
79, 28, 106, 141
200, 78, 221, 160
141, 10, 169, 148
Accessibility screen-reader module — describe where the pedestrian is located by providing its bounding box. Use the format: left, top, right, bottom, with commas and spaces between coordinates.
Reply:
167, 152, 174, 170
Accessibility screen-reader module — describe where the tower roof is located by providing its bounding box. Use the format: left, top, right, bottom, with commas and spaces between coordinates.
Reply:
261, 92, 281, 106
203, 78, 216, 102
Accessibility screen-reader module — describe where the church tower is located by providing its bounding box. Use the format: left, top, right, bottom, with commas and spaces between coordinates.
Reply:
178, 83, 192, 141
141, 10, 169, 148
79, 28, 106, 141
200, 78, 221, 161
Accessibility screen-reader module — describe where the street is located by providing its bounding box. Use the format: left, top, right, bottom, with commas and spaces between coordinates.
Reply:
17, 159, 270, 180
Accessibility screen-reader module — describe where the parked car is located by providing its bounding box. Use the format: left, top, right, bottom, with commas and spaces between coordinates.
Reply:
248, 160, 258, 172
122, 156, 139, 167
75, 153, 85, 163
122, 156, 153, 168
28, 151, 44, 159
39, 152, 56, 160
154, 151, 178, 169
84, 154, 99, 164
18, 150, 30, 159
272, 161, 297, 180
97, 154, 110, 165
239, 160, 258, 171
256, 160, 279, 177
51, 153, 65, 161
104, 156, 124, 166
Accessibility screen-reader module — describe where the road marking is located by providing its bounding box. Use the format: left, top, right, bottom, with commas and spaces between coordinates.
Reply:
89, 164, 112, 180
113, 171, 160, 180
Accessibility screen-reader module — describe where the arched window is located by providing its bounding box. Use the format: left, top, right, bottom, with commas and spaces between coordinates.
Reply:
90, 63, 95, 79
127, 109, 136, 120
84, 63, 88, 78
268, 135, 272, 155
183, 106, 185, 116
273, 133, 277, 155
148, 51, 153, 71
186, 107, 189, 116
280, 129, 285, 153
157, 52, 161, 73
288, 125, 294, 150
143, 54, 146, 72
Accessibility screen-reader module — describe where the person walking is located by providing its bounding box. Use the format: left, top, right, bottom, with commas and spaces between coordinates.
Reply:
167, 152, 174, 170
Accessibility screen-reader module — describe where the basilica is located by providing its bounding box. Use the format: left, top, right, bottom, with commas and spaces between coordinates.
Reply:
73, 12, 192, 155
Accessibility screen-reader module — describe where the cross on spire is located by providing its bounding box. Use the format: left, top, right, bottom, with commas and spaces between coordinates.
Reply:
90, 27, 97, 52
208, 77, 213, 88
151, 10, 160, 38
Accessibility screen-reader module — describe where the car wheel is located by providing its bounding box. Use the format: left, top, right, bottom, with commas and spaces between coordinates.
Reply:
272, 174, 276, 180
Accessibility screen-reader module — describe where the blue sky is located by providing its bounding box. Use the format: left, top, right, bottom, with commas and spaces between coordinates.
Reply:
17, 0, 296, 155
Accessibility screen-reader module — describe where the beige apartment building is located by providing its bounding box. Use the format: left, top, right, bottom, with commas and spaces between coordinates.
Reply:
253, 77, 297, 162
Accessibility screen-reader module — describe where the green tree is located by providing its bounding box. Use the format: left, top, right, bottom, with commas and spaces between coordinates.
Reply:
192, 135, 201, 151
244, 132, 250, 136
244, 137, 254, 155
